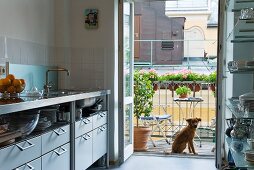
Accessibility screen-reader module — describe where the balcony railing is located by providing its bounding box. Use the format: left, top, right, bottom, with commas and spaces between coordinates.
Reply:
143, 81, 216, 140
134, 39, 217, 69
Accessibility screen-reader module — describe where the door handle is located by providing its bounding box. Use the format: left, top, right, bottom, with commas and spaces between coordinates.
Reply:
54, 147, 67, 156
16, 140, 35, 151
53, 128, 67, 136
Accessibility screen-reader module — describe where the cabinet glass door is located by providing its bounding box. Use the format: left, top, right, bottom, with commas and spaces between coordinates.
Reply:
119, 0, 134, 163
218, 0, 254, 169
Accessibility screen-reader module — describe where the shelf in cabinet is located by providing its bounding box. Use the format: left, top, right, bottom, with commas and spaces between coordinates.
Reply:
228, 66, 254, 73
225, 137, 254, 168
226, 98, 254, 118
227, 19, 254, 43
227, 0, 254, 12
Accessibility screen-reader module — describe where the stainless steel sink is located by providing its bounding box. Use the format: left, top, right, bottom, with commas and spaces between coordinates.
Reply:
44, 90, 82, 96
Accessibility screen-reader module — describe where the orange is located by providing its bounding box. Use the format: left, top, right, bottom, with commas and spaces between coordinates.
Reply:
7, 86, 16, 93
13, 79, 22, 87
0, 85, 6, 93
20, 79, 26, 85
6, 74, 15, 81
2, 78, 11, 86
16, 85, 24, 93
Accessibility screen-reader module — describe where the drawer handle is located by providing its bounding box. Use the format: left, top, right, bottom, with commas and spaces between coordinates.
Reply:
82, 134, 91, 140
53, 128, 67, 136
27, 163, 35, 170
16, 140, 35, 151
99, 112, 105, 117
98, 127, 105, 132
82, 118, 90, 124
54, 147, 67, 156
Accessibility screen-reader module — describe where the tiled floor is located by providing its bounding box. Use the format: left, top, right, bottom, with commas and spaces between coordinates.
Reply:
108, 154, 217, 170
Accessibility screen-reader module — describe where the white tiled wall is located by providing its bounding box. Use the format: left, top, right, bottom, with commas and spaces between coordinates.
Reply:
0, 36, 110, 91
0, 36, 55, 66
55, 47, 108, 90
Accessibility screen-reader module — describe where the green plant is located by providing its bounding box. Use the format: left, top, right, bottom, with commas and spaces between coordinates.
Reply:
139, 69, 159, 82
175, 86, 191, 96
134, 71, 155, 127
206, 71, 217, 83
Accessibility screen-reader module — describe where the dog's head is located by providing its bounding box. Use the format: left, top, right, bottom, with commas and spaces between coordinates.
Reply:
186, 118, 201, 128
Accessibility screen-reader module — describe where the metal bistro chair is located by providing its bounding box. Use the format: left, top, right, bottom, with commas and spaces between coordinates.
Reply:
140, 114, 173, 147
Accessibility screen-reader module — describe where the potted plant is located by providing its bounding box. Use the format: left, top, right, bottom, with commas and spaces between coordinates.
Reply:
134, 70, 154, 151
138, 69, 159, 91
206, 71, 216, 92
175, 85, 191, 98
159, 72, 179, 91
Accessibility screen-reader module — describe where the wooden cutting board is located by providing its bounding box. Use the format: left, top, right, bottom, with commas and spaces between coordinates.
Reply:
0, 130, 22, 144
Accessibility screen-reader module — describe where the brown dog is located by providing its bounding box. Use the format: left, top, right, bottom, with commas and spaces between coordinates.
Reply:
172, 118, 201, 154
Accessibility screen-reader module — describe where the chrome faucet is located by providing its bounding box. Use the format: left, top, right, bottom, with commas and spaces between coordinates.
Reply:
44, 68, 70, 93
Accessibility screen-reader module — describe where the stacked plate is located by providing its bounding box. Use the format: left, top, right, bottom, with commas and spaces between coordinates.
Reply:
34, 116, 51, 131
245, 150, 254, 162
239, 91, 254, 112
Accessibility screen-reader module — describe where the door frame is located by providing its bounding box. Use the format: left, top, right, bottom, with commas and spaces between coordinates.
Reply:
118, 0, 135, 164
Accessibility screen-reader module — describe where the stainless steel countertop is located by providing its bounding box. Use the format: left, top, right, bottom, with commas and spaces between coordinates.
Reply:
0, 90, 110, 115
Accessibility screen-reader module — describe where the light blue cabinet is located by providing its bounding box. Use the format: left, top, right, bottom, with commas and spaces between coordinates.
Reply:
75, 117, 93, 138
41, 125, 70, 155
75, 132, 93, 170
42, 143, 70, 170
0, 136, 41, 170
14, 157, 41, 170
93, 124, 107, 163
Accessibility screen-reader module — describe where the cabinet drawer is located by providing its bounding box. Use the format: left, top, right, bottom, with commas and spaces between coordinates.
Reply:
42, 143, 70, 170
75, 132, 93, 170
42, 125, 70, 154
0, 136, 41, 170
14, 157, 41, 170
75, 117, 92, 138
93, 124, 107, 162
92, 111, 107, 129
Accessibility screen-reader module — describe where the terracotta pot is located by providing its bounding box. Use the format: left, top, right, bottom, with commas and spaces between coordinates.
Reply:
134, 126, 151, 151
210, 84, 216, 92
153, 84, 158, 91
188, 84, 201, 92
168, 84, 179, 91
179, 94, 188, 98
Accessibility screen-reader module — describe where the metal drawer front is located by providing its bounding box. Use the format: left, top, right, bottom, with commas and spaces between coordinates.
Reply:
93, 124, 107, 162
41, 125, 70, 154
75, 117, 92, 138
92, 111, 107, 129
0, 136, 41, 170
14, 157, 41, 170
42, 143, 70, 170
75, 132, 93, 170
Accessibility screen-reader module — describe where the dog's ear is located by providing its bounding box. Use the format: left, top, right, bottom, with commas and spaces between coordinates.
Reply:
186, 118, 192, 123
196, 118, 201, 122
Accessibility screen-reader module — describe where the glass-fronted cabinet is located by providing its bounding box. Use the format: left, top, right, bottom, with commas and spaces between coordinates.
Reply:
218, 0, 254, 169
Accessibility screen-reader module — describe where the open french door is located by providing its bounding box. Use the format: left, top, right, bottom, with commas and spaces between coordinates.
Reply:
119, 0, 134, 164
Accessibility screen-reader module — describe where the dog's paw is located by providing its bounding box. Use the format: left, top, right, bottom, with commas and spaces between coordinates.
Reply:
193, 153, 198, 155
163, 150, 172, 155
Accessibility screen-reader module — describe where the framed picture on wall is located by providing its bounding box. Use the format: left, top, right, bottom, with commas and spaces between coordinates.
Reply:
84, 9, 98, 29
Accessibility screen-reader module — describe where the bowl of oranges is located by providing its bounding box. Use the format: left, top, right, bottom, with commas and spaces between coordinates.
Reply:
0, 74, 26, 96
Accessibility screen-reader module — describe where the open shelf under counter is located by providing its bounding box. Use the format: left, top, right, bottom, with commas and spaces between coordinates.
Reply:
0, 122, 69, 150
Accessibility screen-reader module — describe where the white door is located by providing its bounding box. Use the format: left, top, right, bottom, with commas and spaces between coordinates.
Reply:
119, 0, 134, 164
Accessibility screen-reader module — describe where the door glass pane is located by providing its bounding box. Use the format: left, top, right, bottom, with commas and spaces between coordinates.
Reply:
124, 103, 132, 147
124, 3, 132, 97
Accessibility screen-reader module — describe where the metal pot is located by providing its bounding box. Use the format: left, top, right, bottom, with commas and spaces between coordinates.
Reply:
76, 97, 96, 108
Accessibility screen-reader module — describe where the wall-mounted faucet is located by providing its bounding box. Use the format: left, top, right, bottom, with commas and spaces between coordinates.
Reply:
43, 68, 70, 94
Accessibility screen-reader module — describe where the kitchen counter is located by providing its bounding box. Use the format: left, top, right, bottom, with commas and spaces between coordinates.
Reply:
0, 89, 110, 115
